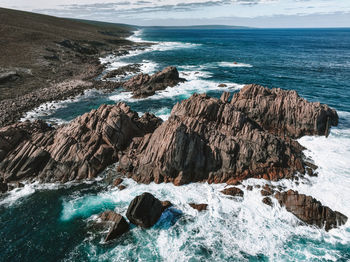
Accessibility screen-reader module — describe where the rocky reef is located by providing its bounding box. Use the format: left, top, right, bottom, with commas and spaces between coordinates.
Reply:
0, 84, 346, 231
123, 66, 185, 98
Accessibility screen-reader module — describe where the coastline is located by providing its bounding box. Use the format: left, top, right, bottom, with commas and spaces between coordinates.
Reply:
0, 8, 153, 127
0, 12, 349, 261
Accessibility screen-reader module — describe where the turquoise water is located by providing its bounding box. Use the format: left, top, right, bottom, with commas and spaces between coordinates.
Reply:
3, 28, 350, 261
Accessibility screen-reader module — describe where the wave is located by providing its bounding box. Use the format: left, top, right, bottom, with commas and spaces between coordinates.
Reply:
19, 89, 105, 125
217, 61, 253, 68
61, 175, 349, 261
109, 78, 244, 103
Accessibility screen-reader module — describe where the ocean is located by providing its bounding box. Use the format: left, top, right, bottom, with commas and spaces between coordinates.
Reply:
1, 28, 350, 261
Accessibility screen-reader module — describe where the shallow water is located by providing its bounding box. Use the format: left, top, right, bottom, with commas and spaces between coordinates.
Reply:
3, 28, 350, 261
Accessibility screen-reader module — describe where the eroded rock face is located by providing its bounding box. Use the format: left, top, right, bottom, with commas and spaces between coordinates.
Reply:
126, 192, 164, 228
231, 84, 338, 138
275, 190, 348, 231
0, 103, 161, 184
99, 210, 129, 241
123, 66, 185, 98
119, 92, 306, 185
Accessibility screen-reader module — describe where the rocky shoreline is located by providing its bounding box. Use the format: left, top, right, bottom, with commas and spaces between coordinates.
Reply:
0, 81, 347, 234
0, 7, 154, 127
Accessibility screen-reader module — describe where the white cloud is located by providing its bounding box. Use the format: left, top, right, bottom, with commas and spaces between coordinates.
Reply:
1, 0, 349, 27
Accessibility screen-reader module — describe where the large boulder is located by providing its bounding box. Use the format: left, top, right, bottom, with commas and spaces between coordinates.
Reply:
275, 190, 348, 231
99, 210, 129, 241
123, 66, 185, 98
231, 84, 338, 138
126, 192, 164, 228
0, 103, 162, 183
119, 92, 306, 185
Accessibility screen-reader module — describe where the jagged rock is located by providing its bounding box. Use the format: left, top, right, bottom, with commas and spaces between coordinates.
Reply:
221, 187, 244, 197
126, 192, 164, 228
262, 197, 273, 207
113, 178, 123, 187
189, 203, 208, 211
99, 210, 129, 241
0, 178, 8, 193
118, 185, 126, 190
0, 103, 161, 183
123, 66, 185, 98
260, 184, 275, 196
275, 190, 348, 231
231, 84, 338, 138
119, 92, 306, 185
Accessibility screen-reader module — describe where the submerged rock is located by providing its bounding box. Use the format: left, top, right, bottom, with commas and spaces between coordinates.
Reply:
126, 192, 164, 228
262, 197, 273, 207
0, 103, 161, 183
123, 66, 185, 98
275, 190, 348, 231
99, 210, 129, 241
221, 187, 244, 197
231, 84, 338, 138
102, 64, 141, 80
189, 203, 208, 211
119, 91, 306, 185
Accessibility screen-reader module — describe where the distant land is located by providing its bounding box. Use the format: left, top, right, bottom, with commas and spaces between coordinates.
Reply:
140, 25, 251, 30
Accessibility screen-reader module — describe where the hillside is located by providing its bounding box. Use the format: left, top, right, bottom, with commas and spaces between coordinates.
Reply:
0, 8, 135, 100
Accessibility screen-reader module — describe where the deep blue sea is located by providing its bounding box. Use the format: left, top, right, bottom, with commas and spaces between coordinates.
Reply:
1, 28, 350, 261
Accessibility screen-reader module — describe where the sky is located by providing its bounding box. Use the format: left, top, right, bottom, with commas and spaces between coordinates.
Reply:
1, 0, 350, 27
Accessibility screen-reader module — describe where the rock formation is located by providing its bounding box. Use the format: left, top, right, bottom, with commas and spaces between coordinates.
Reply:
123, 66, 185, 98
0, 103, 161, 187
275, 190, 348, 231
119, 90, 306, 185
231, 84, 338, 138
126, 192, 165, 228
99, 210, 129, 241
189, 203, 208, 211
221, 187, 244, 197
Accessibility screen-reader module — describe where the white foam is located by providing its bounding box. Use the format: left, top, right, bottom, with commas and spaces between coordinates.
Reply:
19, 89, 103, 125
109, 79, 244, 104
101, 29, 201, 80
63, 175, 349, 261
217, 61, 253, 68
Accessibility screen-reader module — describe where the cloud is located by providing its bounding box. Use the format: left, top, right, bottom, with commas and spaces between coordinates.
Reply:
4, 0, 349, 27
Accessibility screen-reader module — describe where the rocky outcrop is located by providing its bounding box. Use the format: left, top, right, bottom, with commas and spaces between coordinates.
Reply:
123, 66, 185, 98
126, 192, 164, 228
99, 210, 129, 241
231, 84, 338, 138
102, 64, 141, 80
0, 70, 19, 84
221, 187, 244, 197
275, 190, 348, 231
119, 91, 306, 185
0, 103, 161, 184
189, 203, 208, 211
